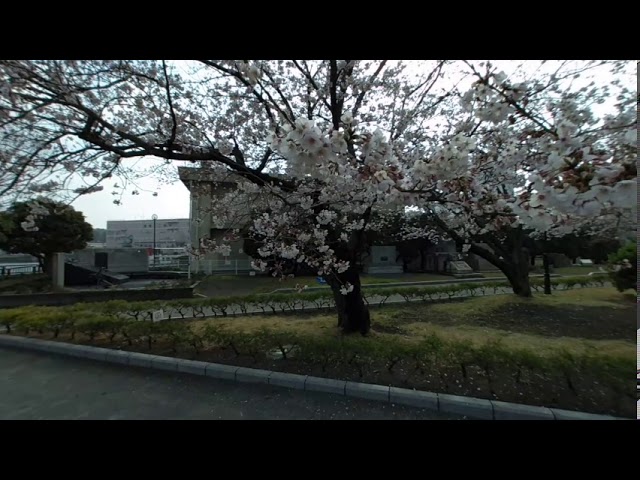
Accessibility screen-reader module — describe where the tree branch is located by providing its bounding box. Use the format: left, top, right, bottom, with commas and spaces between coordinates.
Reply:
161, 60, 178, 151
429, 213, 510, 272
292, 60, 331, 112
328, 60, 341, 130
352, 60, 387, 117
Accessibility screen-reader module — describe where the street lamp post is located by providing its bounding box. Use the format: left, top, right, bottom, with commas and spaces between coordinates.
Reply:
542, 232, 551, 295
152, 214, 158, 267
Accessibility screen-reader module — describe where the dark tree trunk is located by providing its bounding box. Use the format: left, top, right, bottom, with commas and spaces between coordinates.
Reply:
326, 264, 371, 335
504, 266, 532, 297
454, 241, 533, 297
500, 248, 532, 297
542, 253, 552, 295
530, 253, 536, 267
430, 214, 534, 298
39, 255, 51, 274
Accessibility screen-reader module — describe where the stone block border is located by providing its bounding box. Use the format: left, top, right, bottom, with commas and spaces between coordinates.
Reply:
0, 335, 626, 420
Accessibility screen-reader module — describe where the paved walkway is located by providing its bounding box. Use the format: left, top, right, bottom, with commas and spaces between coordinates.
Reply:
0, 348, 462, 420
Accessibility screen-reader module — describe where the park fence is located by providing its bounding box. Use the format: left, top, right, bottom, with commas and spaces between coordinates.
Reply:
0, 264, 42, 277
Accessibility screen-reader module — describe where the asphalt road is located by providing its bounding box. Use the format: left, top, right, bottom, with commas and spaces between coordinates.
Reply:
0, 348, 462, 420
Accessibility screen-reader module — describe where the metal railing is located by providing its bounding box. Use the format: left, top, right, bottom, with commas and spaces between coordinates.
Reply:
0, 264, 43, 277
0, 259, 251, 280
149, 261, 191, 272
190, 258, 254, 275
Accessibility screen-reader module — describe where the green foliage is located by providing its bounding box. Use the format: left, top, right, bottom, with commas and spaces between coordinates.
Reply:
0, 307, 34, 334
75, 314, 115, 342
0, 199, 93, 272
156, 321, 204, 355
531, 231, 622, 264
607, 242, 636, 292
0, 212, 13, 244
5, 306, 63, 335
121, 319, 158, 349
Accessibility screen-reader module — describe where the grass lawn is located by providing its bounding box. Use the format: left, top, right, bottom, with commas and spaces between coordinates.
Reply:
193, 273, 458, 297
553, 266, 603, 276
194, 266, 605, 297
193, 287, 634, 347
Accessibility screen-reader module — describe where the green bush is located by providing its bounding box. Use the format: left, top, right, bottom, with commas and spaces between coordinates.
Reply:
75, 314, 116, 342
607, 242, 636, 292
166, 298, 198, 319
122, 319, 158, 349
0, 306, 38, 334
12, 307, 56, 335
0, 273, 614, 335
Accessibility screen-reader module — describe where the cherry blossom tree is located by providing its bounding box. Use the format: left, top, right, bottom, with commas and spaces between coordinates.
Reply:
0, 60, 636, 331
402, 61, 637, 296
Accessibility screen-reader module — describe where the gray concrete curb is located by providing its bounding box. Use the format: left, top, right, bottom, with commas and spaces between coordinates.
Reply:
0, 335, 626, 420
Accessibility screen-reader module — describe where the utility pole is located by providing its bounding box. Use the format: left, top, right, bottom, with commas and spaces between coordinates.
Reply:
152, 214, 158, 267
543, 232, 551, 295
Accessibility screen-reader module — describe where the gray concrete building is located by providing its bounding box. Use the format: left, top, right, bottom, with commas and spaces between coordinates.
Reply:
179, 167, 254, 274
106, 219, 190, 249
66, 248, 149, 274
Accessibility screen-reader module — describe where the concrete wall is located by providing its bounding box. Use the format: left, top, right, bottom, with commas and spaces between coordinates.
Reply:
67, 248, 149, 274
369, 246, 397, 266
191, 231, 253, 274
363, 245, 403, 274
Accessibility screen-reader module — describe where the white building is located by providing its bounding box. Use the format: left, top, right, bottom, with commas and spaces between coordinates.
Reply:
106, 218, 190, 249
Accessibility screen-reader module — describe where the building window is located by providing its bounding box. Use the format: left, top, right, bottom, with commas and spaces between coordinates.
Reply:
210, 228, 227, 239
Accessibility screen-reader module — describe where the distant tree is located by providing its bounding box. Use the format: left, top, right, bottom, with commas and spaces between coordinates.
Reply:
607, 242, 636, 292
525, 213, 631, 265
0, 199, 93, 274
92, 228, 107, 243
0, 213, 12, 245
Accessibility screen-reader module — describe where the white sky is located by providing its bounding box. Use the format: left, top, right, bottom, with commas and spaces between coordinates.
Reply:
71, 159, 190, 228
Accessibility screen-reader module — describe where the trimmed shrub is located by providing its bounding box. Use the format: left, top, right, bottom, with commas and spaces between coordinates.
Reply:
607, 242, 636, 292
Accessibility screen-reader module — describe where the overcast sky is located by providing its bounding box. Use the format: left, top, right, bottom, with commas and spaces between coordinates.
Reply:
71, 159, 190, 229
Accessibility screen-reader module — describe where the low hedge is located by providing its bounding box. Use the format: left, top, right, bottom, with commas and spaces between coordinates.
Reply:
0, 274, 610, 328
